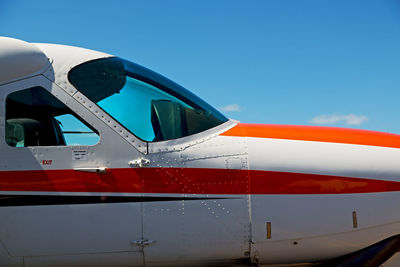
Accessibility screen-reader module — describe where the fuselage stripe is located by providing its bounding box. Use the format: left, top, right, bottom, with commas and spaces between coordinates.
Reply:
221, 123, 400, 149
0, 195, 226, 206
1, 168, 400, 195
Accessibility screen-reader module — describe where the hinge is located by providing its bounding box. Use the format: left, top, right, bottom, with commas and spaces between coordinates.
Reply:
129, 158, 150, 168
131, 238, 155, 248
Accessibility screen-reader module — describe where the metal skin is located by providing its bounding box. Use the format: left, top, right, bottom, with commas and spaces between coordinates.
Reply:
1, 37, 400, 266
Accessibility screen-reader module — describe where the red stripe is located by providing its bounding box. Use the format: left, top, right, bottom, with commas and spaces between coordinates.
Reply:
0, 169, 141, 193
1, 168, 400, 194
250, 170, 400, 194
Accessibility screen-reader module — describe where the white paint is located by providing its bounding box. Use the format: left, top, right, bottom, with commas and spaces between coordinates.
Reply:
247, 136, 400, 181
0, 37, 50, 85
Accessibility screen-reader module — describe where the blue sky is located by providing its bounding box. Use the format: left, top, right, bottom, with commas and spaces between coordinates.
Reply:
1, 0, 400, 133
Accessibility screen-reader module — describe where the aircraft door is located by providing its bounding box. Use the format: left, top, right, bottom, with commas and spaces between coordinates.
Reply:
63, 55, 251, 265
142, 137, 251, 266
0, 76, 144, 266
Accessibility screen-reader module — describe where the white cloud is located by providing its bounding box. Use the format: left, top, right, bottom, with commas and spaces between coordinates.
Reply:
310, 114, 368, 126
221, 104, 241, 112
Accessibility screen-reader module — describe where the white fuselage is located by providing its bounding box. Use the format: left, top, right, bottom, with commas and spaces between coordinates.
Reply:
1, 37, 400, 266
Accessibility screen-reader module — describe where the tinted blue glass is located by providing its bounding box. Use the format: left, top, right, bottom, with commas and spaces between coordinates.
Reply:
120, 58, 227, 122
97, 77, 186, 141
55, 114, 99, 146
68, 57, 228, 142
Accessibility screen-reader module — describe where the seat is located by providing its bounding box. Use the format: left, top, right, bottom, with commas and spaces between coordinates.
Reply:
6, 118, 65, 147
6, 118, 42, 147
151, 99, 185, 141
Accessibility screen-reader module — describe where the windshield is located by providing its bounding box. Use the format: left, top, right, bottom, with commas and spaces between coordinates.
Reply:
68, 57, 227, 142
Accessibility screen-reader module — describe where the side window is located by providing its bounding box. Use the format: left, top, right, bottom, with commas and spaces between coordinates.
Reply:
5, 86, 99, 147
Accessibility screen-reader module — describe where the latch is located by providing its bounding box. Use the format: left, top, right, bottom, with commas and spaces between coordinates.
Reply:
129, 158, 150, 168
131, 238, 155, 248
74, 167, 108, 174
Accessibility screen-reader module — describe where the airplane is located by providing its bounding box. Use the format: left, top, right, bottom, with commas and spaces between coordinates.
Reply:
1, 36, 400, 267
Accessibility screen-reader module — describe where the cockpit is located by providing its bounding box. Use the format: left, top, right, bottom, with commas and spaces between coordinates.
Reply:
68, 57, 227, 142
5, 56, 228, 147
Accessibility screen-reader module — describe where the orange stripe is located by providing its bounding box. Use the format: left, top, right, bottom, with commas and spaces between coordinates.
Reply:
221, 123, 400, 149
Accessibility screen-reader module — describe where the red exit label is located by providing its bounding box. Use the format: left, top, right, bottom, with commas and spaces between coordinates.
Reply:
42, 160, 53, 165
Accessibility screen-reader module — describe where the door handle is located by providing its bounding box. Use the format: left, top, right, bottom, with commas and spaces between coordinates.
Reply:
74, 167, 108, 174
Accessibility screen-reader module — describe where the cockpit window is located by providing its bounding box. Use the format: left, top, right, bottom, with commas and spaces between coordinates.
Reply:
5, 87, 99, 147
68, 57, 228, 142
